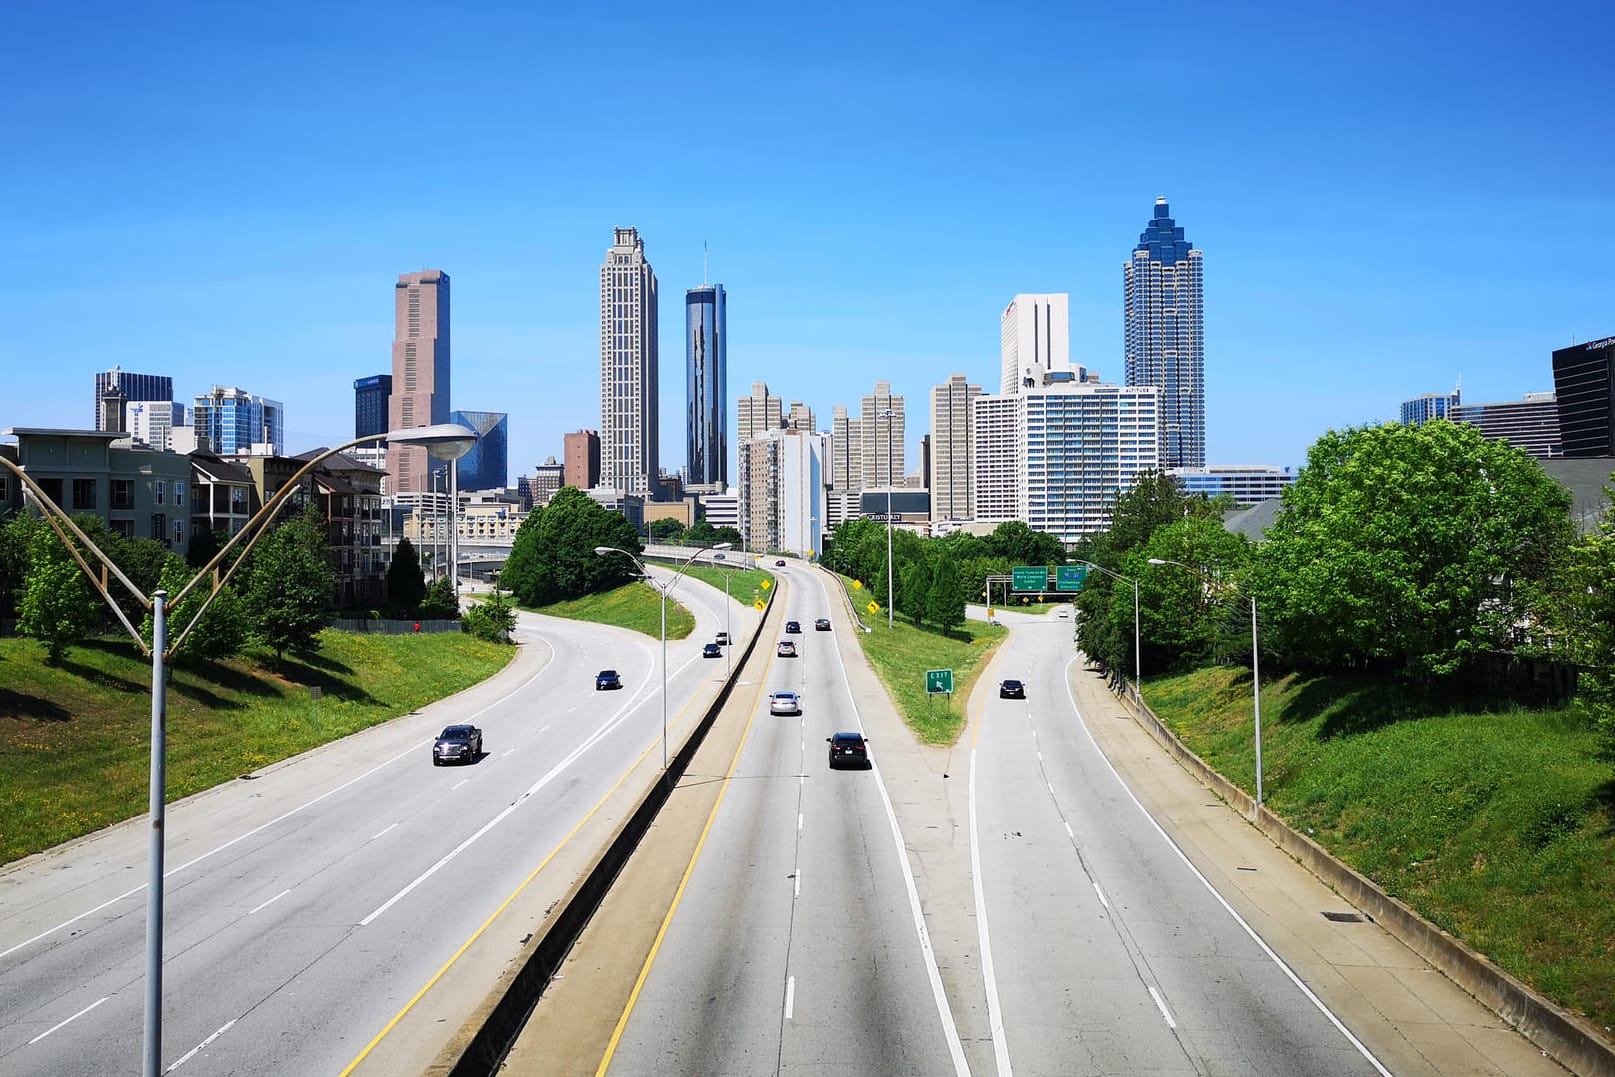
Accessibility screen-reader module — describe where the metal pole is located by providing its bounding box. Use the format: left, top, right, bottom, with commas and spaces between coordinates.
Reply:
724, 570, 732, 679
1251, 595, 1263, 807
1133, 578, 1141, 690
885, 410, 894, 628
660, 587, 668, 772
143, 591, 168, 1077
449, 461, 459, 598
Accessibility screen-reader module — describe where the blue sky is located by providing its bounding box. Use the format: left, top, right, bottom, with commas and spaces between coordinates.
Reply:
5, 1, 1612, 483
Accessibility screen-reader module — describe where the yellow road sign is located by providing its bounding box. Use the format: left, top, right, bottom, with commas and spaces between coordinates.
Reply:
852, 580, 863, 589
754, 599, 766, 611
867, 600, 879, 614
761, 579, 771, 589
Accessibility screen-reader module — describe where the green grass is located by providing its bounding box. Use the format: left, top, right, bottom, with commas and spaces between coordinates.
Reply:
532, 581, 695, 640
1145, 667, 1615, 1034
852, 614, 1007, 745
0, 631, 514, 865
680, 564, 775, 613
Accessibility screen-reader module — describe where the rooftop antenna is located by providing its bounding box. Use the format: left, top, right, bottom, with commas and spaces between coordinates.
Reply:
703, 240, 709, 287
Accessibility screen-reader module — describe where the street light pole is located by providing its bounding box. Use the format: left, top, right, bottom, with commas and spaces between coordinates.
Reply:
714, 552, 733, 679
881, 408, 895, 628
1069, 559, 1142, 690
1147, 557, 1263, 807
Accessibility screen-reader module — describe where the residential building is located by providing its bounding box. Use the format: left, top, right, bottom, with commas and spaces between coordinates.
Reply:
94, 367, 172, 433
787, 402, 816, 432
929, 373, 981, 523
564, 429, 601, 490
1553, 335, 1615, 457
531, 456, 566, 505
600, 227, 659, 497
1000, 294, 1071, 394
737, 381, 784, 443
188, 451, 258, 539
686, 284, 727, 487
354, 374, 393, 443
294, 449, 387, 607
450, 410, 509, 491
126, 401, 184, 452
192, 386, 285, 455
387, 269, 451, 494
739, 429, 826, 558
859, 381, 905, 490
1453, 392, 1562, 458
829, 404, 859, 492
1401, 387, 1461, 426
971, 393, 1026, 524
1125, 198, 1205, 468
1169, 465, 1296, 507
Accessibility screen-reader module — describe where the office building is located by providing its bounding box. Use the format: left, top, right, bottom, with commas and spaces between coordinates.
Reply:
126, 401, 184, 452
829, 404, 859, 492
387, 270, 451, 494
739, 429, 827, 558
929, 374, 981, 523
787, 402, 816, 432
355, 374, 393, 442
1125, 198, 1205, 468
699, 487, 739, 531
972, 394, 1027, 524
1453, 392, 1562, 458
1169, 465, 1296, 507
600, 227, 659, 497
737, 381, 784, 444
686, 284, 727, 487
531, 457, 566, 505
1401, 388, 1461, 426
859, 381, 905, 490
93, 367, 173, 433
1000, 294, 1071, 394
451, 409, 509, 491
1553, 335, 1615, 457
192, 386, 285, 455
564, 429, 601, 490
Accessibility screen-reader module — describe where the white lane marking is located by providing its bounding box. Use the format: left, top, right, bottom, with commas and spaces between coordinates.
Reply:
538, 724, 551, 733
2, 645, 562, 962
971, 746, 1015, 1077
502, 748, 515, 758
1047, 781, 1055, 795
784, 975, 796, 1020
1062, 658, 1394, 1077
1037, 751, 1043, 761
1148, 985, 1177, 1029
794, 869, 801, 898
26, 996, 108, 1044
798, 813, 804, 832
164, 1018, 235, 1072
1064, 821, 1074, 838
371, 822, 399, 841
248, 889, 291, 916
1093, 882, 1110, 910
452, 778, 470, 791
814, 568, 970, 1077
568, 706, 579, 713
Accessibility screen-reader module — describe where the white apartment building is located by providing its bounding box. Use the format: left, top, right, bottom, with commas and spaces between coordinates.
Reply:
972, 393, 1027, 525
1000, 293, 1071, 394
1169, 465, 1296, 507
930, 374, 981, 523
126, 401, 184, 452
739, 429, 826, 559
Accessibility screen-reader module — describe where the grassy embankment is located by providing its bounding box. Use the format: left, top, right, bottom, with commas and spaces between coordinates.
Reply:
0, 632, 514, 865
680, 564, 774, 613
531, 581, 696, 640
1146, 666, 1615, 1036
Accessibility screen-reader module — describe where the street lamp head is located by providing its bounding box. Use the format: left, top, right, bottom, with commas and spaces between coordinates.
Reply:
713, 542, 733, 550
387, 423, 479, 462
1147, 558, 1168, 565
594, 546, 617, 556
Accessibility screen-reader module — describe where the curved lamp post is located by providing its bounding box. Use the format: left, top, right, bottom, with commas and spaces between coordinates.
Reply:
712, 551, 735, 678
1067, 558, 1141, 691
1, 422, 474, 1077
1147, 557, 1263, 808
880, 407, 896, 628
595, 541, 731, 771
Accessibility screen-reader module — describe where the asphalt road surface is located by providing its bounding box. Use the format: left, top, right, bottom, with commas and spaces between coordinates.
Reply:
0, 575, 750, 1077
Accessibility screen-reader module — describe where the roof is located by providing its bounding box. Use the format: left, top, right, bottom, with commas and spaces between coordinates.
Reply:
3, 427, 125, 441
1221, 499, 1283, 541
294, 448, 384, 473
188, 451, 255, 485
1539, 457, 1615, 533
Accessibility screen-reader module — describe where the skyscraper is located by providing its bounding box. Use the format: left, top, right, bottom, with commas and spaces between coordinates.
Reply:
450, 410, 509, 491
1401, 387, 1461, 426
387, 270, 451, 494
354, 374, 393, 442
685, 284, 727, 487
93, 366, 172, 433
786, 402, 816, 432
829, 405, 859, 492
1000, 295, 1070, 395
564, 429, 601, 490
191, 386, 285, 455
930, 373, 981, 522
601, 227, 659, 497
737, 381, 784, 444
859, 381, 905, 491
1552, 335, 1615, 457
1125, 198, 1205, 468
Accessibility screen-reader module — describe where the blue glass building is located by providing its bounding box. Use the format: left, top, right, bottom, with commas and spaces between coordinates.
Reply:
1400, 388, 1461, 426
354, 374, 393, 442
1125, 199, 1205, 468
451, 410, 509, 491
192, 386, 285, 455
686, 284, 727, 486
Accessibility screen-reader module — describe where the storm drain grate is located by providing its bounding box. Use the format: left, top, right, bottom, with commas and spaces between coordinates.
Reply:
1321, 910, 1366, 923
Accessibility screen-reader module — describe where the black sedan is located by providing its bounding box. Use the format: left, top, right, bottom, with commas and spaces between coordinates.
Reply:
999, 679, 1026, 699
785, 620, 802, 634
826, 732, 869, 769
596, 669, 623, 690
702, 643, 722, 658
433, 724, 483, 766
814, 618, 831, 631
775, 559, 786, 567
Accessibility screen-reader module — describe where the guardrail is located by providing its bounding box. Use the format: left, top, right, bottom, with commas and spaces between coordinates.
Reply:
817, 565, 871, 633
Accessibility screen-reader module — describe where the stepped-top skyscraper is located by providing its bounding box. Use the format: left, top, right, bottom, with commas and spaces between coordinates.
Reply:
1125, 198, 1204, 468
686, 284, 727, 486
387, 270, 451, 494
601, 228, 659, 496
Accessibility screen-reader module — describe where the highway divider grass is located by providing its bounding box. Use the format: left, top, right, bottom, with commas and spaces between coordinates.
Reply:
0, 631, 514, 865
1144, 666, 1615, 1036
531, 581, 695, 640
851, 614, 1007, 745
680, 563, 774, 613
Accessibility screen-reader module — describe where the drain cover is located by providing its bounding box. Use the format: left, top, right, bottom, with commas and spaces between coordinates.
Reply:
1322, 910, 1366, 923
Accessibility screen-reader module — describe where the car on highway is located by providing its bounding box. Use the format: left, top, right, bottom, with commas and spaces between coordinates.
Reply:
1057, 607, 1070, 619
777, 640, 798, 657
715, 631, 731, 645
826, 731, 869, 768
769, 690, 801, 715
432, 724, 483, 765
814, 617, 831, 631
775, 559, 786, 567
785, 620, 801, 633
999, 679, 1026, 699
596, 669, 622, 690
702, 642, 722, 658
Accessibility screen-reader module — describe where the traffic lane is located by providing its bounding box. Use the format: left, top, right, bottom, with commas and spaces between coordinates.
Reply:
993, 619, 1384, 1075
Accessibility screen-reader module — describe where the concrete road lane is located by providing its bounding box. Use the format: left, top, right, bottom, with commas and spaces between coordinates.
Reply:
0, 585, 754, 1077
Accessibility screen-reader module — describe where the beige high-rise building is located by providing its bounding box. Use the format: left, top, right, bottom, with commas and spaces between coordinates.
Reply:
829, 404, 859, 492
387, 270, 451, 494
786, 401, 816, 432
859, 381, 905, 490
601, 228, 659, 496
930, 374, 981, 521
737, 381, 783, 443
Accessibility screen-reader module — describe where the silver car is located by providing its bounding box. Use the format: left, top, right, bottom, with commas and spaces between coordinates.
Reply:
769, 691, 802, 716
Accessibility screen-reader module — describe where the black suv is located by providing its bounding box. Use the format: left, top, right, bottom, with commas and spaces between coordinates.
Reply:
785, 620, 802, 634
433, 725, 483, 766
999, 679, 1025, 699
702, 643, 722, 658
596, 669, 623, 690
826, 732, 869, 769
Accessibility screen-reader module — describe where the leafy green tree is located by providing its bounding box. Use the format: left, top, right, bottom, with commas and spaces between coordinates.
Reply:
242, 509, 334, 662
648, 517, 687, 541
462, 587, 518, 642
143, 554, 247, 663
18, 525, 100, 663
927, 556, 966, 636
983, 521, 1065, 568
418, 576, 459, 619
386, 537, 427, 612
1251, 421, 1575, 678
899, 556, 930, 627
186, 527, 226, 569
684, 519, 719, 545
1553, 475, 1615, 751
0, 512, 40, 618
500, 486, 641, 607
712, 525, 742, 547
1136, 517, 1252, 671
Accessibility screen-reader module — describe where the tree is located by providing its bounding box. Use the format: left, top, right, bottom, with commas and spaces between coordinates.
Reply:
684, 519, 719, 545
984, 521, 1064, 567
418, 576, 459, 619
0, 512, 40, 618
712, 525, 742, 547
18, 525, 100, 663
1554, 474, 1615, 752
1134, 518, 1251, 672
648, 517, 687, 542
927, 556, 966, 636
386, 537, 427, 612
186, 527, 226, 569
242, 509, 334, 662
462, 587, 518, 642
500, 486, 642, 607
899, 556, 930, 627
1251, 421, 1575, 678
143, 554, 247, 663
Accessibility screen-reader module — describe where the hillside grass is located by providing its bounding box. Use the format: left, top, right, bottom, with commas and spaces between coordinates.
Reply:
1145, 666, 1615, 1034
852, 614, 1007, 745
0, 631, 514, 864
680, 564, 774, 612
532, 581, 695, 640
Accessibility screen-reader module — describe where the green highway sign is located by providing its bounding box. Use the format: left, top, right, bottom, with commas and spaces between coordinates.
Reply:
926, 669, 954, 695
1056, 564, 1088, 592
1011, 566, 1048, 592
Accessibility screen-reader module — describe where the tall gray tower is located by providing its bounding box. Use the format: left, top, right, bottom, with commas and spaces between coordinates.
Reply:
1125, 198, 1204, 468
601, 228, 659, 496
685, 284, 727, 486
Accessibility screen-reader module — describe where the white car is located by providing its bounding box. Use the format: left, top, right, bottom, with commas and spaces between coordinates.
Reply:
1057, 607, 1070, 618
769, 691, 801, 716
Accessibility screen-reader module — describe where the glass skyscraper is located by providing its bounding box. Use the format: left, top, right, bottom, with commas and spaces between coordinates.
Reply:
1125, 198, 1205, 468
450, 410, 509, 491
685, 284, 727, 486
191, 386, 284, 455
354, 374, 393, 442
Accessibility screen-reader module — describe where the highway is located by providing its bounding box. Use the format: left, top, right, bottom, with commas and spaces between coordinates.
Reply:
0, 570, 753, 1077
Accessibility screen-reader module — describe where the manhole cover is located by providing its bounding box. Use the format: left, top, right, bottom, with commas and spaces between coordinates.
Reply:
1321, 910, 1366, 923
